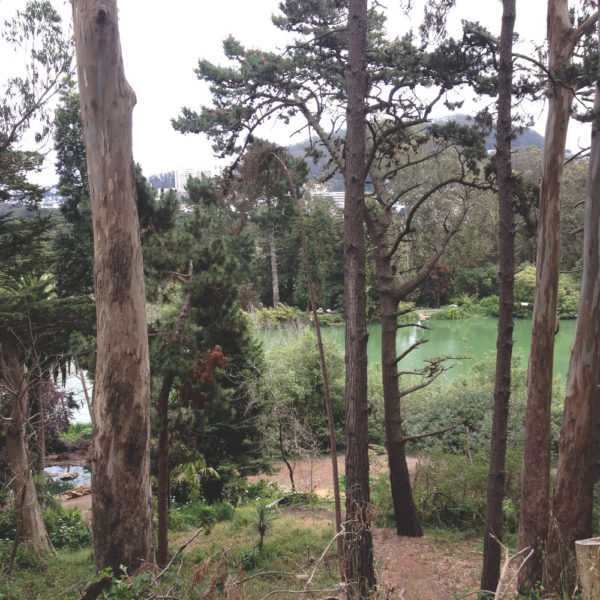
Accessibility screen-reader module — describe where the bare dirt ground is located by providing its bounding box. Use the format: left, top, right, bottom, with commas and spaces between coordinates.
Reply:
59, 452, 491, 598
247, 452, 420, 496
249, 453, 486, 599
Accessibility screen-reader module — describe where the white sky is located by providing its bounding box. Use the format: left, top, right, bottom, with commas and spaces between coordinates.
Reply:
1, 0, 593, 185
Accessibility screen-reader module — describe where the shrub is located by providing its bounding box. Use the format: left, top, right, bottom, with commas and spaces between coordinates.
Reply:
430, 306, 463, 320
265, 329, 345, 448
514, 265, 537, 303
479, 295, 499, 317
514, 265, 580, 319
248, 304, 308, 330
412, 449, 522, 533
44, 508, 92, 548
60, 423, 92, 444
396, 302, 420, 323
403, 356, 564, 456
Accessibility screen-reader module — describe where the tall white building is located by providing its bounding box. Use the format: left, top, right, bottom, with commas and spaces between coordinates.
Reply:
174, 168, 220, 193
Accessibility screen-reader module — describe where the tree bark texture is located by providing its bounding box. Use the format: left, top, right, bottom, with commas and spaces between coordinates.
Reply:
268, 223, 280, 308
73, 0, 155, 573
365, 163, 464, 538
366, 205, 422, 537
518, 0, 575, 589
380, 292, 422, 536
542, 18, 600, 591
0, 336, 52, 552
481, 0, 516, 594
344, 0, 375, 596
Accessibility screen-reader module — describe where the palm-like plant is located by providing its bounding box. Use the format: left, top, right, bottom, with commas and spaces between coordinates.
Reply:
251, 500, 276, 552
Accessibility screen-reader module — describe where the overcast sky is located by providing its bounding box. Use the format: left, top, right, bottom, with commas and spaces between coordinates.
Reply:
1, 0, 592, 184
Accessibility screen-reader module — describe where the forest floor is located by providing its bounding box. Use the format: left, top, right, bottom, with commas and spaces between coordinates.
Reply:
55, 452, 515, 599
247, 453, 509, 599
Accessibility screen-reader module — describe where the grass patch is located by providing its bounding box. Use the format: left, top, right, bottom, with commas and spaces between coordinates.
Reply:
60, 423, 92, 444
0, 547, 94, 600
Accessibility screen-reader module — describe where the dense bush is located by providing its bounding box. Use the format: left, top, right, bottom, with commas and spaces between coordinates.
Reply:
60, 423, 92, 444
44, 508, 92, 548
403, 356, 564, 455
411, 449, 522, 533
416, 262, 454, 307
264, 329, 345, 448
514, 264, 579, 318
478, 295, 499, 316
248, 304, 309, 330
168, 500, 236, 531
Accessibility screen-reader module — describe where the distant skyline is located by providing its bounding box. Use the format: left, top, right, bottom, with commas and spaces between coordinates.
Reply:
1, 0, 592, 185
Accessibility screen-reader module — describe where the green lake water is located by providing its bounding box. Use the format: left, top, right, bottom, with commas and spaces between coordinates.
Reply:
259, 317, 576, 383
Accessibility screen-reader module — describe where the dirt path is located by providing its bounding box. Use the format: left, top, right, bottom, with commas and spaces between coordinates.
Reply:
62, 454, 488, 598
247, 452, 421, 494
373, 527, 480, 599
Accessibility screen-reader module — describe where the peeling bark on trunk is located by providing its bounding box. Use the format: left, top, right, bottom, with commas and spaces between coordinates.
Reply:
481, 0, 516, 593
344, 0, 374, 596
0, 336, 52, 552
73, 0, 155, 572
33, 373, 46, 473
268, 223, 280, 308
518, 0, 576, 589
542, 19, 600, 591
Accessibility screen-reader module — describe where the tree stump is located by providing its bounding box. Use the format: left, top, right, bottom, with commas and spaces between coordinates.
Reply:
576, 537, 600, 600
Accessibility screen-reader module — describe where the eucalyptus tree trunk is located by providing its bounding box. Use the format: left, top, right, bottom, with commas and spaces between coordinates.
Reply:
517, 1, 576, 589
268, 223, 280, 307
0, 335, 52, 552
542, 19, 600, 590
344, 0, 374, 596
481, 0, 516, 594
73, 0, 155, 572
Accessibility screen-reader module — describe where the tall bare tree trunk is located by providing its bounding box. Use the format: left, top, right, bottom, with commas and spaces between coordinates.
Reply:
517, 1, 577, 589
481, 0, 516, 594
73, 0, 155, 573
268, 223, 280, 307
344, 1, 374, 596
0, 336, 52, 552
33, 372, 46, 473
542, 18, 600, 591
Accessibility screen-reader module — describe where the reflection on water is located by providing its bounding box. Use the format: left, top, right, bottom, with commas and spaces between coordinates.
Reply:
258, 317, 576, 383
44, 465, 91, 490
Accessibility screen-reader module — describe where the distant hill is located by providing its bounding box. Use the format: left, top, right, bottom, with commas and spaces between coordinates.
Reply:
287, 116, 545, 191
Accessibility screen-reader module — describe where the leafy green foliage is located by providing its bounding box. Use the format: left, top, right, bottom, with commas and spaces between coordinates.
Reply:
43, 509, 91, 549
1, 1, 72, 206
264, 329, 345, 448
168, 500, 235, 531
251, 500, 277, 551
403, 356, 564, 455
411, 449, 523, 533
248, 304, 308, 330
60, 423, 92, 444
514, 264, 580, 318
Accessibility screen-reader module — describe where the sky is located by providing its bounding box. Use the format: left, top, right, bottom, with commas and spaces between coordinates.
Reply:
1, 0, 593, 185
